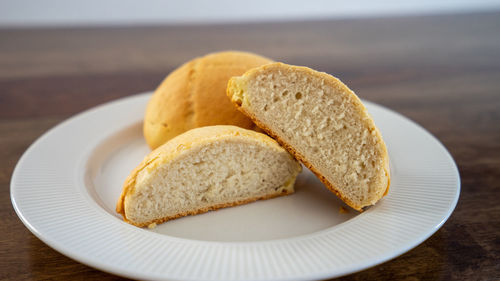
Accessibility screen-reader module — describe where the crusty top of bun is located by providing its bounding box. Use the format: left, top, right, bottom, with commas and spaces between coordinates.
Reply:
144, 51, 273, 149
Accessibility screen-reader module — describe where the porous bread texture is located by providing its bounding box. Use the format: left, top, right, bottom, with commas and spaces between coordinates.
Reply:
227, 63, 390, 211
116, 125, 302, 227
144, 51, 273, 149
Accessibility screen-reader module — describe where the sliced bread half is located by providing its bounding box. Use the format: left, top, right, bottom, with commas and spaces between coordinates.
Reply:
116, 125, 301, 227
227, 63, 390, 211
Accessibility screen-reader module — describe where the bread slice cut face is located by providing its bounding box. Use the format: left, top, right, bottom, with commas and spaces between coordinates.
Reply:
227, 63, 390, 211
116, 125, 301, 227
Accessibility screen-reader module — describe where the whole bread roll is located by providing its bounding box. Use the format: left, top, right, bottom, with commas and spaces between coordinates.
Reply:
117, 125, 302, 227
227, 63, 390, 211
144, 51, 273, 149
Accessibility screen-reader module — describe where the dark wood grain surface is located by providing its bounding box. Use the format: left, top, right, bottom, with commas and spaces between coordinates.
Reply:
1, 11, 499, 280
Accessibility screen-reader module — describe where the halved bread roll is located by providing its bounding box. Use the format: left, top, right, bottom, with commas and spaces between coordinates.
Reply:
227, 63, 390, 211
116, 125, 301, 227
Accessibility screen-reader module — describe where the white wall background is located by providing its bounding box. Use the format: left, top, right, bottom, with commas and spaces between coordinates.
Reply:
1, 0, 499, 27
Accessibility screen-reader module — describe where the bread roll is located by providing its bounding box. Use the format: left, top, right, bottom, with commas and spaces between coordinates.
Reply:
227, 63, 390, 211
117, 125, 301, 227
144, 51, 273, 149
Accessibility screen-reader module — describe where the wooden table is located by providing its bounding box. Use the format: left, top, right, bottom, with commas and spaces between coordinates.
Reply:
1, 11, 499, 280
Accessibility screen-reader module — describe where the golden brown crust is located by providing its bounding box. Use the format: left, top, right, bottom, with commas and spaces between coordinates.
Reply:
144, 51, 273, 149
122, 190, 293, 227
227, 62, 391, 211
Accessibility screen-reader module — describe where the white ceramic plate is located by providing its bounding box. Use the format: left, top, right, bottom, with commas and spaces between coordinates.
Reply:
11, 92, 460, 280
